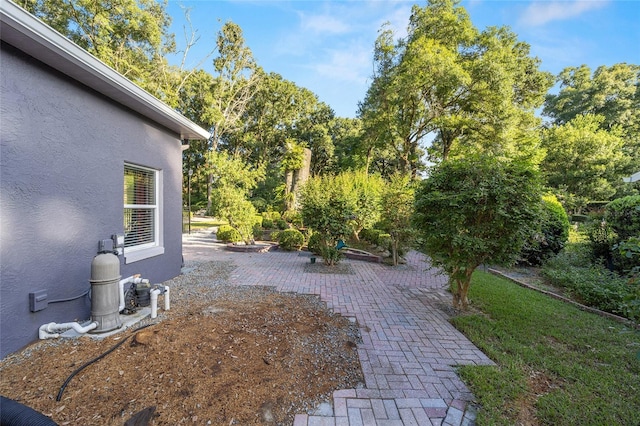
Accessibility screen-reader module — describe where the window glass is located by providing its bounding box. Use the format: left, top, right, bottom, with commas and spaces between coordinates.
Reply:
124, 164, 157, 248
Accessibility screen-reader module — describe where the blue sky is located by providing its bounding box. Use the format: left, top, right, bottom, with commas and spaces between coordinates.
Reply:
165, 0, 640, 118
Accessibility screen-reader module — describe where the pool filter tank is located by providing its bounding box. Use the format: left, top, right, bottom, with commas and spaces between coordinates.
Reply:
89, 252, 122, 332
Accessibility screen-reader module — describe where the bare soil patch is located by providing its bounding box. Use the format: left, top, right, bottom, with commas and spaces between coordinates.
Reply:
0, 262, 364, 425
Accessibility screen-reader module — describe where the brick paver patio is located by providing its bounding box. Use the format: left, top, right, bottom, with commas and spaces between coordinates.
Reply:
182, 230, 494, 426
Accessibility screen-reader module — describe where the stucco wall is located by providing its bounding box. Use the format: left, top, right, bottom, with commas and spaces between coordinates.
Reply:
0, 43, 184, 358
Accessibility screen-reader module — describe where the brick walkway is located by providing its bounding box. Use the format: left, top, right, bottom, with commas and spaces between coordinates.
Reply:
182, 230, 494, 426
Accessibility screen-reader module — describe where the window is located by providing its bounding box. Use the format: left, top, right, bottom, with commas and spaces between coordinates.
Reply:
124, 163, 163, 262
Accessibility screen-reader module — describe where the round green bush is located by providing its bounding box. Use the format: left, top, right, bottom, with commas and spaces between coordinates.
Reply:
275, 218, 288, 230
307, 232, 323, 254
217, 225, 242, 243
283, 210, 303, 227
278, 229, 304, 251
262, 218, 274, 229
520, 194, 570, 265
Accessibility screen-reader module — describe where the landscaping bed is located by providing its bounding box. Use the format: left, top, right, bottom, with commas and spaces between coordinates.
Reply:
0, 262, 364, 425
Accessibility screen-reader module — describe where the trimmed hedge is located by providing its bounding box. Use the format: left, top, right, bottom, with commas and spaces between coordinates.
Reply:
217, 225, 242, 243
278, 229, 304, 251
307, 232, 323, 254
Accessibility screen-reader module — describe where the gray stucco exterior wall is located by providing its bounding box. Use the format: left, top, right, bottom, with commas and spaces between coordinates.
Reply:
1, 43, 184, 358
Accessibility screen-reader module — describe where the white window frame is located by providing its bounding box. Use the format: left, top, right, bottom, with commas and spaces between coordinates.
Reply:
123, 163, 164, 263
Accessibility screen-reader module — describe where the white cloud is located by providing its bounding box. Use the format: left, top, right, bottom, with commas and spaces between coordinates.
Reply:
519, 0, 610, 27
300, 13, 351, 35
312, 43, 372, 83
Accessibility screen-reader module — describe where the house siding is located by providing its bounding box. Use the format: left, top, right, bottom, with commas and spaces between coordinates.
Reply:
0, 43, 184, 358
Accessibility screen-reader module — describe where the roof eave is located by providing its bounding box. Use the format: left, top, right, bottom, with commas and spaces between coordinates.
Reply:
0, 0, 210, 141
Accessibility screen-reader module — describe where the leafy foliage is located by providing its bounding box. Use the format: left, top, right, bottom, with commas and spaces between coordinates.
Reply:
22, 0, 176, 97
307, 232, 323, 255
541, 114, 629, 213
519, 194, 570, 265
208, 152, 264, 244
359, 0, 551, 176
277, 229, 304, 251
216, 224, 241, 243
543, 63, 640, 180
333, 170, 384, 240
413, 156, 542, 309
379, 174, 416, 265
542, 237, 638, 318
300, 175, 355, 265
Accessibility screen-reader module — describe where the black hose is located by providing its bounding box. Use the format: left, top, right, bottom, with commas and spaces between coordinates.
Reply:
0, 395, 58, 425
48, 288, 90, 304
55, 323, 153, 402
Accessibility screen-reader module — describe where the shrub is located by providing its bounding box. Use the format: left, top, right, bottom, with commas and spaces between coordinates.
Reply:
252, 222, 263, 240
262, 211, 281, 222
586, 215, 617, 268
270, 231, 280, 242
275, 218, 289, 230
262, 218, 274, 229
307, 232, 323, 254
520, 194, 570, 265
606, 195, 640, 241
217, 225, 242, 243
606, 196, 640, 273
320, 245, 343, 266
282, 210, 303, 228
542, 240, 637, 318
278, 229, 304, 251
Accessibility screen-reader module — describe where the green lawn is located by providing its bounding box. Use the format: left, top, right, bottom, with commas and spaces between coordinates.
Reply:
452, 271, 640, 426
182, 216, 227, 233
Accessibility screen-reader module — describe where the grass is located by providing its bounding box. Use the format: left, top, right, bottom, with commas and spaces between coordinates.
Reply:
452, 271, 640, 426
182, 216, 227, 232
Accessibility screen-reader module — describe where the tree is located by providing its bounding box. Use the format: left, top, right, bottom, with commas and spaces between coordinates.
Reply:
540, 114, 629, 213
379, 174, 415, 266
300, 175, 354, 265
196, 22, 263, 212
543, 63, 640, 184
334, 170, 384, 240
413, 156, 541, 309
21, 0, 176, 96
359, 0, 551, 176
207, 152, 264, 244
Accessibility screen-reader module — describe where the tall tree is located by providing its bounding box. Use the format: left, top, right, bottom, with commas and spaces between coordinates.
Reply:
543, 63, 640, 176
540, 114, 629, 213
359, 0, 551, 175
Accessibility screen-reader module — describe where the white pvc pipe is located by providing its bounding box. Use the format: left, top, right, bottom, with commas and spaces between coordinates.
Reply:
149, 286, 170, 319
39, 321, 98, 339
164, 286, 170, 311
118, 275, 148, 311
150, 289, 160, 319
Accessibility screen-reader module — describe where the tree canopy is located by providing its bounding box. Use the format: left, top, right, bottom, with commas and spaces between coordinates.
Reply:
413, 156, 542, 309
358, 0, 552, 177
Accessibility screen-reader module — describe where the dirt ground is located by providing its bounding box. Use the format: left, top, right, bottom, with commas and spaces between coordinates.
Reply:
0, 264, 364, 425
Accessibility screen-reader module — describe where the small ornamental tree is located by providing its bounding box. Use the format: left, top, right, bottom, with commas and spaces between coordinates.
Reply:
379, 174, 415, 266
413, 156, 541, 309
300, 175, 354, 265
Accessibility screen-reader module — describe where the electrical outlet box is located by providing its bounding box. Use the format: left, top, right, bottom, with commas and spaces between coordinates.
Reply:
29, 290, 48, 312
112, 234, 124, 256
